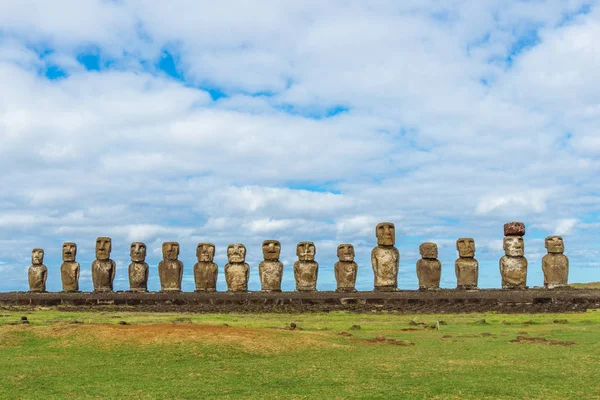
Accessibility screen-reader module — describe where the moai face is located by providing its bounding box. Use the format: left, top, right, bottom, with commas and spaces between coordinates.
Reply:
62, 242, 77, 262
337, 244, 355, 262
376, 222, 395, 246
162, 242, 180, 261
227, 244, 246, 263
31, 248, 44, 265
545, 236, 564, 253
262, 240, 281, 261
95, 237, 112, 261
419, 242, 438, 259
130, 242, 147, 262
297, 242, 316, 261
197, 243, 215, 262
503, 236, 524, 257
456, 238, 475, 258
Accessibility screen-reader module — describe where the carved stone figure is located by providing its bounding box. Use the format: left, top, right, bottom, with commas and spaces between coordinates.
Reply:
60, 242, 80, 292
225, 244, 250, 292
92, 237, 116, 292
129, 242, 149, 292
294, 241, 318, 291
259, 240, 283, 292
416, 242, 441, 290
455, 238, 478, 290
158, 242, 183, 292
28, 248, 47, 292
499, 222, 527, 289
542, 236, 569, 289
194, 243, 218, 292
371, 222, 399, 291
335, 244, 358, 292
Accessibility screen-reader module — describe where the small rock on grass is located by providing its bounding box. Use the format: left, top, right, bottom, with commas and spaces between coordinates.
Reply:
350, 325, 361, 330
118, 321, 128, 326
474, 319, 487, 325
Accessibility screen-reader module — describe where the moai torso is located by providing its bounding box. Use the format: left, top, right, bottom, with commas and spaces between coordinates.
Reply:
499, 223, 527, 289
225, 244, 249, 292
416, 242, 441, 290
158, 242, 183, 292
542, 236, 569, 288
92, 237, 116, 292
335, 244, 358, 292
60, 242, 80, 292
455, 238, 478, 289
194, 243, 218, 292
371, 222, 399, 291
129, 242, 149, 292
28, 248, 47, 292
259, 240, 283, 292
294, 242, 318, 291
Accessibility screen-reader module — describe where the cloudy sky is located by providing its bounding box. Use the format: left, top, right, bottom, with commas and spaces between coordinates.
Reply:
1, 0, 599, 292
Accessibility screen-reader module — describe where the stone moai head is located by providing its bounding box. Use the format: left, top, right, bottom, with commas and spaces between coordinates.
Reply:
503, 236, 524, 257
227, 244, 246, 263
262, 240, 281, 261
456, 238, 475, 258
31, 248, 44, 265
297, 242, 316, 261
376, 222, 395, 246
419, 242, 438, 259
545, 236, 564, 253
62, 242, 77, 262
95, 237, 112, 261
162, 242, 180, 261
130, 242, 147, 262
197, 243, 215, 262
337, 244, 355, 262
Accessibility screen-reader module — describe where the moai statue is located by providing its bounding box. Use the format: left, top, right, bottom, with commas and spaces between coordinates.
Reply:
60, 242, 80, 292
129, 242, 149, 292
371, 222, 399, 291
158, 242, 183, 292
28, 248, 47, 292
294, 241, 318, 291
334, 244, 358, 292
416, 242, 441, 290
225, 244, 249, 292
499, 222, 528, 289
455, 238, 478, 290
92, 237, 116, 292
542, 236, 569, 289
258, 240, 283, 292
194, 243, 218, 292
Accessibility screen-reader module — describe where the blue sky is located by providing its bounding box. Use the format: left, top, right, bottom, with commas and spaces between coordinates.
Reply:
1, 0, 599, 292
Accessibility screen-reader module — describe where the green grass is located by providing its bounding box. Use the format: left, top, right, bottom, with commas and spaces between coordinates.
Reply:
1, 310, 600, 399
570, 281, 600, 289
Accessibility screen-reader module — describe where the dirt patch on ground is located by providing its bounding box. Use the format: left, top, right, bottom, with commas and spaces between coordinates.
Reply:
509, 335, 576, 346
441, 333, 497, 339
354, 336, 415, 346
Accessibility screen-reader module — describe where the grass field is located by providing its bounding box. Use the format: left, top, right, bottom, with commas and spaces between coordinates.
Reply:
1, 310, 600, 399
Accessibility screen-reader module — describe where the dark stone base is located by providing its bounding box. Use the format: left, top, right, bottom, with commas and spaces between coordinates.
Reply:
374, 286, 398, 292
336, 288, 357, 293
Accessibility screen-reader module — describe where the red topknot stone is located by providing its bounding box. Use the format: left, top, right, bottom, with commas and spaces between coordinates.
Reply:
504, 221, 525, 236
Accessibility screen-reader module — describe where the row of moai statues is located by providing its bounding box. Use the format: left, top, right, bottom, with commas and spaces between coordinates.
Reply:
27, 222, 569, 292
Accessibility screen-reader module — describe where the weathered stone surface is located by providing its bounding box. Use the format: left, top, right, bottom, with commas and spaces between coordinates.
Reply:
92, 237, 116, 292
416, 242, 441, 290
28, 248, 47, 292
455, 238, 478, 290
225, 244, 250, 292
504, 221, 526, 236
294, 241, 318, 291
259, 240, 283, 292
500, 236, 527, 289
542, 236, 569, 288
129, 242, 149, 292
60, 242, 80, 292
372, 222, 399, 291
194, 243, 218, 292
335, 244, 357, 292
158, 242, 183, 292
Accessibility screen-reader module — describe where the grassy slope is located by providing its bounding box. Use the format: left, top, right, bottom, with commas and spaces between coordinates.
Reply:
1, 310, 600, 399
570, 282, 600, 289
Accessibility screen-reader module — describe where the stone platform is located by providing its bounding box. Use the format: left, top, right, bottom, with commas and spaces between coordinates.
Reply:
2, 288, 600, 313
